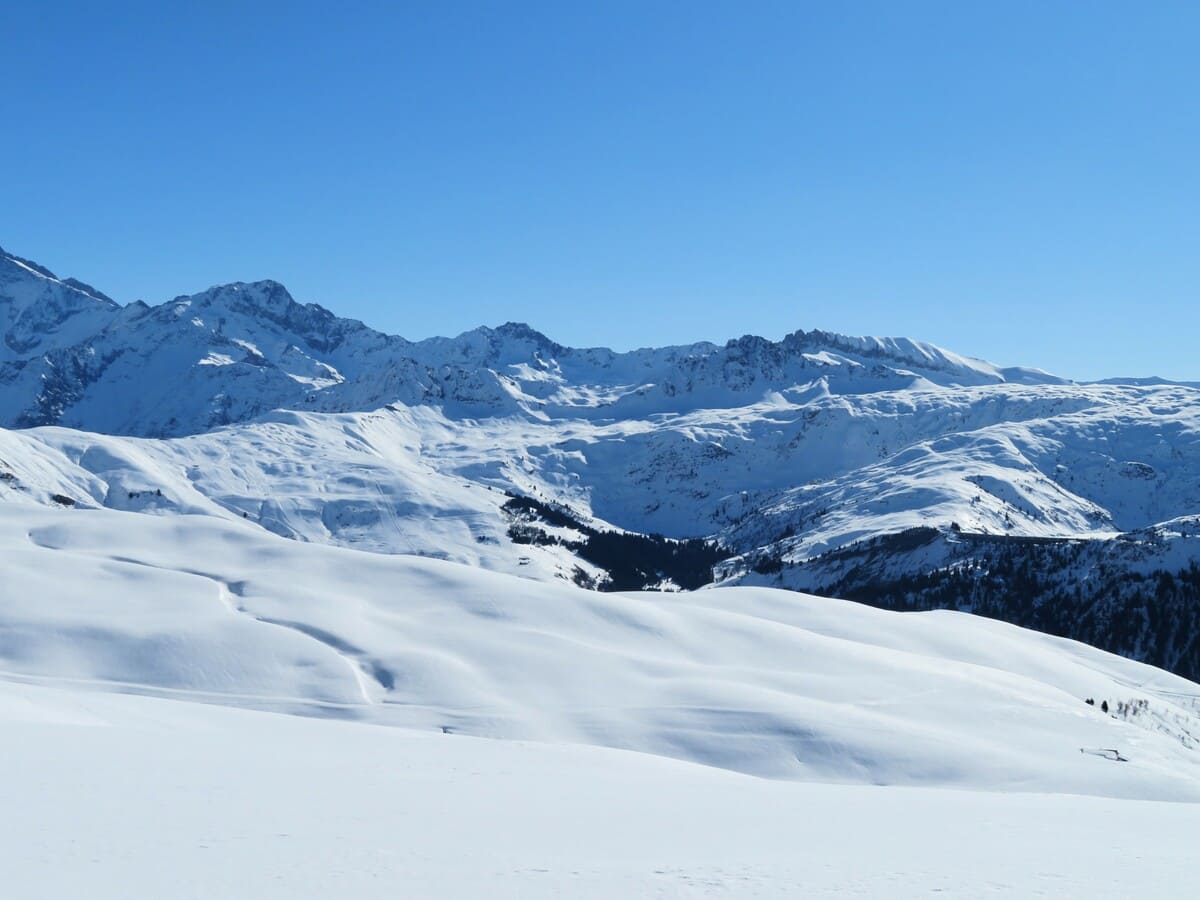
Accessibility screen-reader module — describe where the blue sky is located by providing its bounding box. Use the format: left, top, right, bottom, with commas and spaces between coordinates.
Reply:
3, 2, 1197, 380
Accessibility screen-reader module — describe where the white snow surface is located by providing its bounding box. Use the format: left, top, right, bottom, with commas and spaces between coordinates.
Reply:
2, 503, 1199, 800
3, 678, 1199, 899
3, 503, 1200, 897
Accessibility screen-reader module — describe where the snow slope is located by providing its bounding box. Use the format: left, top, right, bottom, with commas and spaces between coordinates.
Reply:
4, 678, 1198, 900
5, 380, 1200, 560
3, 502, 1200, 800
0, 409, 605, 583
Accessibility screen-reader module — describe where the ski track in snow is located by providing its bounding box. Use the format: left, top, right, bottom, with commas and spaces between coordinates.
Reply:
60, 545, 387, 706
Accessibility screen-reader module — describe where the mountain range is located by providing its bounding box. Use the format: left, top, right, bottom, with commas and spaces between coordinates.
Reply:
3, 242, 1200, 678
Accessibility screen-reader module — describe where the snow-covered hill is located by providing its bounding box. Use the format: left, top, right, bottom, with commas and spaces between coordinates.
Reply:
4, 242, 1200, 680
4, 502, 1200, 800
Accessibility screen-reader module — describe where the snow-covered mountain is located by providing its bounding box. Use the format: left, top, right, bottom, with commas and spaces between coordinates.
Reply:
5, 243, 1200, 895
0, 245, 119, 361
3, 242, 1200, 679
0, 242, 1070, 437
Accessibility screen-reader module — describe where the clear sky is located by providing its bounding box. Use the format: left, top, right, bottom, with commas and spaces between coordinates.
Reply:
3, 2, 1197, 381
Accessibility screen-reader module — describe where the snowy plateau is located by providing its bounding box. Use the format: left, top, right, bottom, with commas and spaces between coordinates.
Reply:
3, 243, 1200, 897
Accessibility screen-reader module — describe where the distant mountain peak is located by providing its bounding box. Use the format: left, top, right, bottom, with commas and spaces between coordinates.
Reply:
490, 321, 563, 353
0, 244, 60, 281
0, 244, 119, 308
184, 279, 296, 308
494, 321, 550, 340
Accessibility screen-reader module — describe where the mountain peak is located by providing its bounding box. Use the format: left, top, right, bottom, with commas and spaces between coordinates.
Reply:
188, 279, 295, 306
1, 244, 120, 308
0, 244, 122, 363
0, 244, 60, 281
493, 321, 559, 347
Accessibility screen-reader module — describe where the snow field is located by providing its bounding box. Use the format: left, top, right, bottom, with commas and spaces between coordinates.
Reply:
2, 679, 1198, 899
2, 504, 1199, 800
